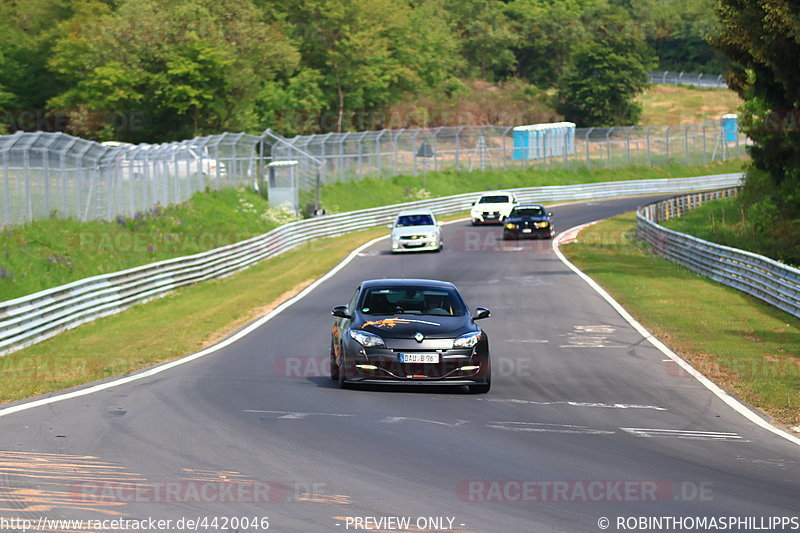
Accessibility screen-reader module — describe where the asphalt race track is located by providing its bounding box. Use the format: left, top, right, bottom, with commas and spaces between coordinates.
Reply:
1, 196, 798, 533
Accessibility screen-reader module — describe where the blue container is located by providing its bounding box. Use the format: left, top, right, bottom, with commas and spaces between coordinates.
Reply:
513, 129, 529, 160
722, 114, 738, 143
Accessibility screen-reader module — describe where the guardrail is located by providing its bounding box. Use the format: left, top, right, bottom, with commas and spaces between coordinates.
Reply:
637, 190, 800, 319
0, 173, 744, 356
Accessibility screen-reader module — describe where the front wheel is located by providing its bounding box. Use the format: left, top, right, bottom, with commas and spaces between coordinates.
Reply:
330, 342, 339, 381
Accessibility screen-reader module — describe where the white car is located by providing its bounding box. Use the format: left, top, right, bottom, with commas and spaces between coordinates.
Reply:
470, 191, 518, 225
389, 209, 443, 253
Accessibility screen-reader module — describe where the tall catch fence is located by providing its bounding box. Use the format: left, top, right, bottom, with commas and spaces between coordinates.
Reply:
1, 120, 745, 226
648, 71, 728, 89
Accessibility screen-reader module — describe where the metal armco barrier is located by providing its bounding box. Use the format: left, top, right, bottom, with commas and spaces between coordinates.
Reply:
0, 173, 743, 356
637, 189, 800, 319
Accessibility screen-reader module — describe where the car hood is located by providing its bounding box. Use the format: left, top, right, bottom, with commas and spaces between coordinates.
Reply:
392, 225, 438, 237
355, 314, 474, 339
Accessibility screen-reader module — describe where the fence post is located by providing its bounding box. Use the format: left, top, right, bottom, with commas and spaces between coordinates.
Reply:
626, 126, 633, 166
585, 127, 594, 167
455, 127, 461, 170
665, 126, 671, 164
375, 130, 384, 177
684, 125, 690, 165
605, 128, 613, 169
646, 127, 653, 166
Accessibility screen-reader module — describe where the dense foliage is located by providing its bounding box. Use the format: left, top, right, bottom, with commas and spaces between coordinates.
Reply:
0, 0, 723, 141
710, 0, 800, 250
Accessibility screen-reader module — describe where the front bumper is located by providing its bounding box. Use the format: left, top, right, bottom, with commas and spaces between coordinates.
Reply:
341, 338, 490, 384
504, 227, 553, 239
391, 238, 440, 252
471, 211, 505, 224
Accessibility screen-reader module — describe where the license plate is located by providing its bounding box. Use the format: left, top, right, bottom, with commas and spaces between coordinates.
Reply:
522, 228, 532, 233
399, 353, 440, 364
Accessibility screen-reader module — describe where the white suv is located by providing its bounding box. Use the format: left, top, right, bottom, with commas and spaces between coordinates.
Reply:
389, 209, 443, 253
470, 192, 518, 225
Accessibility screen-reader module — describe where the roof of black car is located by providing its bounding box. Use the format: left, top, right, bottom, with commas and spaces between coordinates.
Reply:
513, 203, 546, 208
360, 279, 457, 290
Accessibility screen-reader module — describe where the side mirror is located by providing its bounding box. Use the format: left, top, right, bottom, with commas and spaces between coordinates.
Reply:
437, 221, 444, 226
331, 305, 351, 319
548, 212, 553, 217
473, 307, 491, 320
386, 223, 393, 229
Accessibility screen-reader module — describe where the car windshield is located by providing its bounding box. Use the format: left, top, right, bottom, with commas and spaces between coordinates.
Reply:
512, 207, 545, 217
395, 214, 434, 227
359, 287, 467, 316
478, 195, 510, 204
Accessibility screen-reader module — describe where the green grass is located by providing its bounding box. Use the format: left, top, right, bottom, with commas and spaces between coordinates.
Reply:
0, 226, 387, 405
661, 197, 800, 267
562, 212, 800, 426
637, 85, 742, 125
315, 160, 746, 213
0, 188, 299, 301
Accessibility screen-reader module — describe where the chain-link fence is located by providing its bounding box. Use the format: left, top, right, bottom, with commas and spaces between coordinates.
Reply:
648, 71, 728, 89
1, 120, 746, 225
0, 130, 323, 225
281, 121, 746, 185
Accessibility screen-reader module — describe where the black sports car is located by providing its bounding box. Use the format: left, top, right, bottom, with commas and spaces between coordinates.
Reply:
502, 203, 554, 240
330, 279, 491, 393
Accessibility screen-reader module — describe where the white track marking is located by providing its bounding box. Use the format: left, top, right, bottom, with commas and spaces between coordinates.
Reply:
380, 417, 469, 427
244, 410, 355, 420
485, 398, 667, 411
621, 428, 746, 442
488, 421, 615, 435
553, 223, 800, 448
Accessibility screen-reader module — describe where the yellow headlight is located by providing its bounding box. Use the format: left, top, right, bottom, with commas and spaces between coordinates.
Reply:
505, 223, 516, 229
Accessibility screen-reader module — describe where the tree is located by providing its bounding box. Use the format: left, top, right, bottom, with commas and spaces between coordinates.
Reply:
711, 0, 800, 218
282, 0, 458, 132
443, 0, 517, 80
46, 0, 299, 141
506, 0, 594, 88
555, 6, 654, 127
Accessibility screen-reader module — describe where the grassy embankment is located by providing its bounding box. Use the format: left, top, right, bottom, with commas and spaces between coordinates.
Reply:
636, 84, 742, 126
660, 197, 800, 267
316, 160, 745, 214
561, 213, 800, 427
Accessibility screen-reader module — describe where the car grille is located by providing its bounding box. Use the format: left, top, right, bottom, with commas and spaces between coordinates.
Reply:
400, 235, 427, 240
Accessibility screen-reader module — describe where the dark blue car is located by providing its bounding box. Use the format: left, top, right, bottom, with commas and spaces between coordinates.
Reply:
502, 204, 554, 240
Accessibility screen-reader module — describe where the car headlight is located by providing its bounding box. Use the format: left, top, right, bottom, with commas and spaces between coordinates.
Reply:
505, 223, 517, 229
349, 330, 386, 348
536, 221, 549, 228
453, 331, 483, 348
